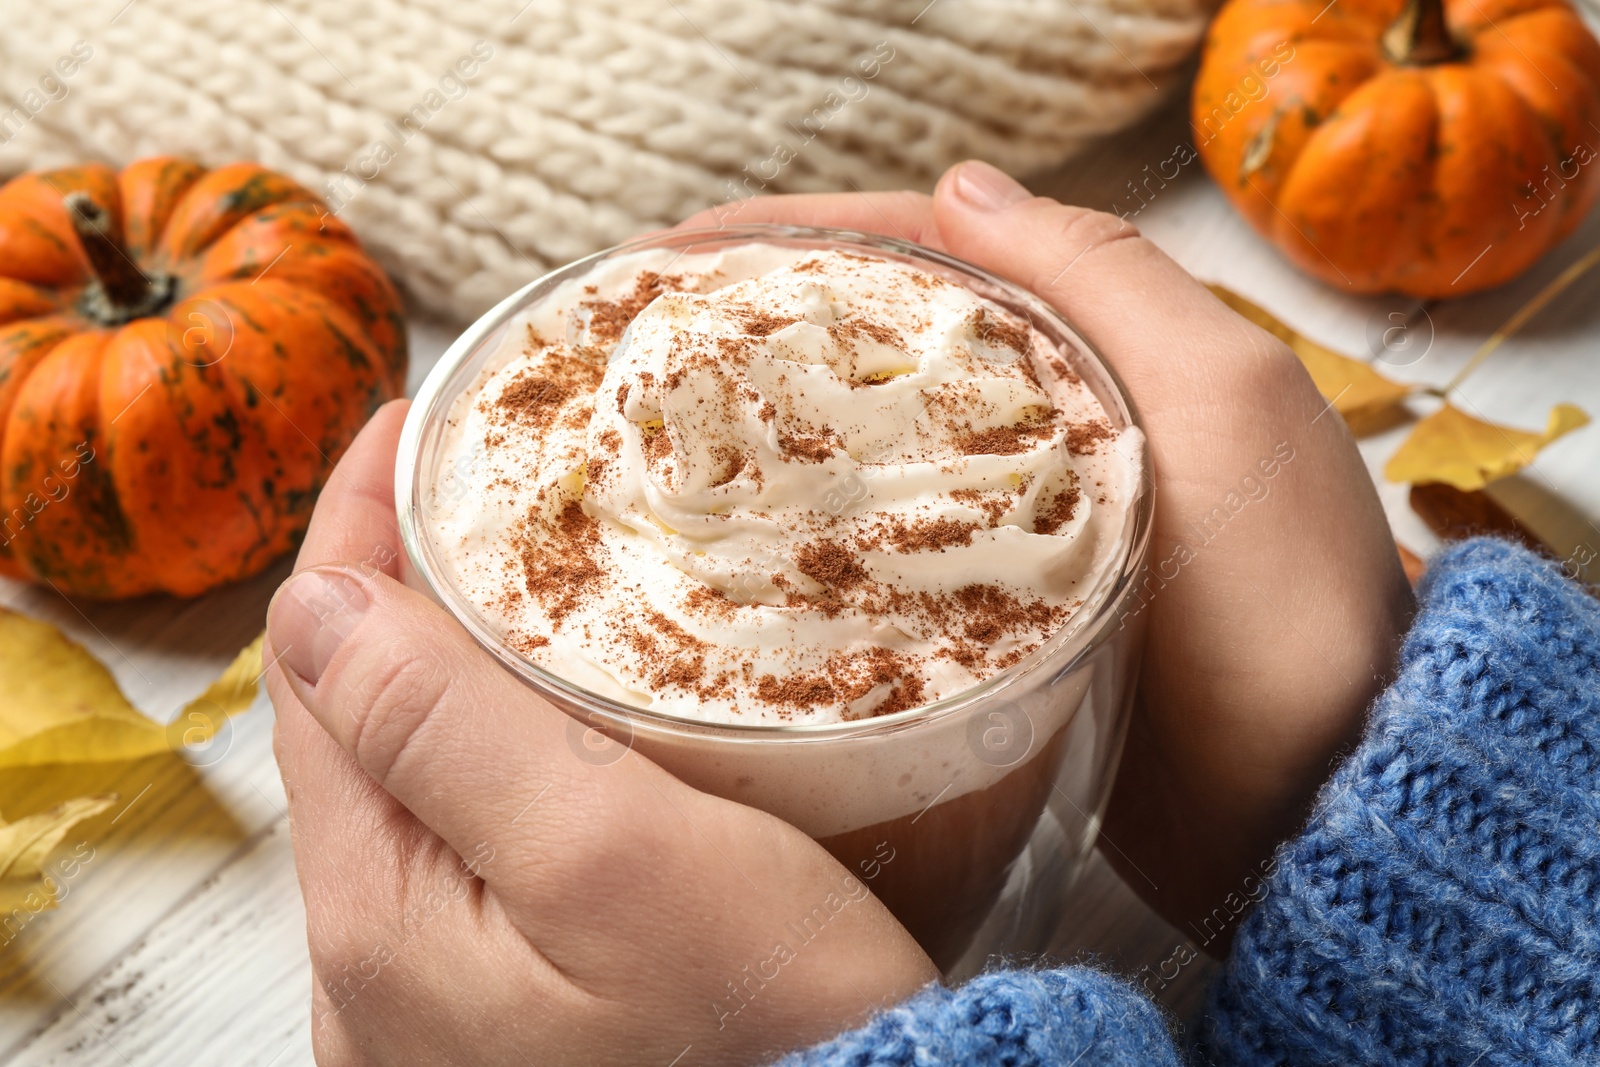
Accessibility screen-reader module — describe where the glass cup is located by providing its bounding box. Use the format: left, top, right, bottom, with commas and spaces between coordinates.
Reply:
396, 225, 1153, 977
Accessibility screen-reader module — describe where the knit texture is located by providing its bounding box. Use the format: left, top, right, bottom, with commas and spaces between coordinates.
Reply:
774, 968, 1182, 1066
787, 539, 1600, 1065
0, 0, 1212, 322
1201, 537, 1600, 1065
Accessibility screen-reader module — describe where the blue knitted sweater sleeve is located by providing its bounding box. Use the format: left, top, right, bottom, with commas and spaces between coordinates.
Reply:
779, 539, 1600, 1066
772, 968, 1183, 1067
1201, 538, 1600, 1064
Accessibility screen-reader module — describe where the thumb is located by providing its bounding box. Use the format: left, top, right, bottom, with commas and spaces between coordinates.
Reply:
265, 564, 683, 947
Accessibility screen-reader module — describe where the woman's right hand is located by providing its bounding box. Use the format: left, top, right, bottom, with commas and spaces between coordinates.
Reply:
684, 162, 1415, 941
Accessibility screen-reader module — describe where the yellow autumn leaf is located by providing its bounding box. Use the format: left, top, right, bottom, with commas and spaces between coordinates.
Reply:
164, 633, 266, 753
1208, 285, 1412, 428
1385, 403, 1590, 491
0, 611, 263, 769
0, 610, 161, 767
0, 795, 114, 880
0, 794, 115, 918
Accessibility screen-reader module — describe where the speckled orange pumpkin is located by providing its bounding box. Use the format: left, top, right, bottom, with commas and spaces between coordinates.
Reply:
0, 158, 406, 598
1193, 0, 1600, 296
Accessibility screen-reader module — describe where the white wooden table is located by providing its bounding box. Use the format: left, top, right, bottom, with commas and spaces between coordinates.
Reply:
2, 89, 1597, 1065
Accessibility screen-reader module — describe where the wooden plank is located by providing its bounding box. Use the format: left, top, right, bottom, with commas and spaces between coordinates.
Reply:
4, 818, 313, 1067
0, 575, 288, 1049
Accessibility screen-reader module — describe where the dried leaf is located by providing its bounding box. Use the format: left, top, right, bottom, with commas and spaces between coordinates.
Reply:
1208, 285, 1412, 430
0, 795, 114, 880
1385, 403, 1589, 491
164, 634, 266, 751
1396, 541, 1427, 586
1408, 483, 1543, 552
0, 610, 162, 767
0, 611, 264, 768
0, 794, 115, 916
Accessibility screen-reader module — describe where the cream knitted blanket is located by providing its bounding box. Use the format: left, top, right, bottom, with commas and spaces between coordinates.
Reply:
0, 0, 1211, 321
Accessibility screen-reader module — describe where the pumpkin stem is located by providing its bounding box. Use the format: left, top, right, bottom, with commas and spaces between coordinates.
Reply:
1383, 0, 1459, 64
64, 192, 155, 313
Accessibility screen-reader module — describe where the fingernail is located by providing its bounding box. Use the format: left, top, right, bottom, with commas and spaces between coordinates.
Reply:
950, 160, 1030, 211
267, 566, 371, 688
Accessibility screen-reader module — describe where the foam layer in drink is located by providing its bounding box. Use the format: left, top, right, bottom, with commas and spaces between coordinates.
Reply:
431, 244, 1139, 729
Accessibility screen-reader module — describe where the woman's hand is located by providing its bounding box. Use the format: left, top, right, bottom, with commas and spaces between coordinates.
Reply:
686, 163, 1415, 944
265, 402, 937, 1067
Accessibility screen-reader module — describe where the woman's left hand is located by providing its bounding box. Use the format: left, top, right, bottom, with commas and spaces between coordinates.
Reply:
265, 400, 936, 1067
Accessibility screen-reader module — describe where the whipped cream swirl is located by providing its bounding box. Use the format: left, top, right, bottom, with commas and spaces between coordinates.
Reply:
432, 246, 1141, 725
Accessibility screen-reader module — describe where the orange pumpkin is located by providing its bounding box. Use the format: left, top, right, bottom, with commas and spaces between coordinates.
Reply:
0, 158, 406, 598
1193, 0, 1600, 296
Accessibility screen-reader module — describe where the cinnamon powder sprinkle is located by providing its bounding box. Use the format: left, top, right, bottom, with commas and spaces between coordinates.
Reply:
518, 499, 603, 625
735, 306, 801, 336
684, 585, 738, 619
486, 345, 605, 437
644, 426, 672, 463
578, 271, 685, 346
953, 584, 1059, 646
1066, 419, 1115, 455
823, 647, 928, 717
831, 318, 905, 351
1047, 354, 1081, 385
1033, 484, 1082, 535
777, 432, 837, 463
756, 673, 837, 709
874, 674, 926, 717
950, 488, 1013, 526
957, 419, 1052, 456
709, 444, 748, 488
654, 656, 707, 691
794, 540, 869, 590
493, 375, 574, 429
644, 609, 705, 652
970, 308, 1030, 354
860, 516, 982, 553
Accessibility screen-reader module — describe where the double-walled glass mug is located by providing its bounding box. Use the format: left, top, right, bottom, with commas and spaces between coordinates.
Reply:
396, 226, 1153, 977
